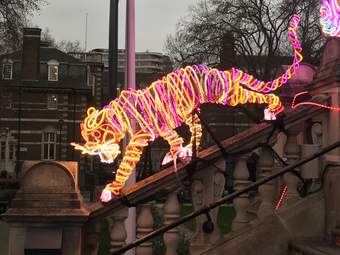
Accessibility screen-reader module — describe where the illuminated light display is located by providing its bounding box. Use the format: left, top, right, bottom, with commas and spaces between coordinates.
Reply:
72, 15, 302, 202
291, 91, 340, 111
320, 0, 340, 37
275, 91, 340, 210
275, 185, 288, 210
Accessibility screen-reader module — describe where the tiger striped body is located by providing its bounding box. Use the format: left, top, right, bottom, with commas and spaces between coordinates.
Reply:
72, 15, 302, 201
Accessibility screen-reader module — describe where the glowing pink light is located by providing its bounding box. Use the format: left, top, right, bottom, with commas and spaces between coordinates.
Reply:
291, 91, 340, 111
320, 0, 340, 37
275, 185, 288, 210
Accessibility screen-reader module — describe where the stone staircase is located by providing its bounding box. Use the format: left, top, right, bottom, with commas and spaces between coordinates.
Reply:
289, 240, 339, 255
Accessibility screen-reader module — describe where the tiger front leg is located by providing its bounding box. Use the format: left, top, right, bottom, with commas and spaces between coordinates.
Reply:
100, 132, 153, 202
161, 130, 189, 167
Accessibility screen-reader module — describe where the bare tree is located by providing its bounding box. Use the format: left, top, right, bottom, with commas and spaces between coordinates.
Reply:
165, 0, 324, 79
0, 0, 45, 54
41, 28, 83, 53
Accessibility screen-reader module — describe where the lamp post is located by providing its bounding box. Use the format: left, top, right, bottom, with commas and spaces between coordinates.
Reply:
108, 0, 119, 102
125, 0, 136, 253
58, 118, 64, 160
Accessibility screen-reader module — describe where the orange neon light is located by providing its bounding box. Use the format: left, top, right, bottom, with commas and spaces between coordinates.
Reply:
72, 15, 302, 202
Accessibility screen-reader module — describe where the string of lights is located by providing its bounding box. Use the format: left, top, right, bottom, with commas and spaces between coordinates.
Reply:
72, 15, 303, 202
292, 91, 340, 111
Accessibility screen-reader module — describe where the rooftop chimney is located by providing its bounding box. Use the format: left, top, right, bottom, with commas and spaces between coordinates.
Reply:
22, 28, 41, 81
220, 32, 236, 69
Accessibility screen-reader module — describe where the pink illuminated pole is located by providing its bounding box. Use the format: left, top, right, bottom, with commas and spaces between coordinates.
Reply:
125, 0, 136, 254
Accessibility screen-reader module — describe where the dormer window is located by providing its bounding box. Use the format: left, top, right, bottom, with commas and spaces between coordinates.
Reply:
47, 59, 59, 81
2, 59, 13, 80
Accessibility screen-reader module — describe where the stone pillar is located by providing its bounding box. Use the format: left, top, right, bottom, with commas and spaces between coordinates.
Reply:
232, 156, 251, 231
282, 126, 301, 207
84, 222, 101, 255
190, 159, 225, 254
257, 147, 275, 220
136, 203, 154, 255
109, 208, 128, 253
300, 144, 321, 180
324, 164, 340, 241
325, 87, 340, 162
163, 191, 180, 255
2, 161, 88, 255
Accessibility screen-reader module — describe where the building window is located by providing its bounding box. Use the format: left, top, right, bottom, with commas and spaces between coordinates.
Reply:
0, 141, 5, 160
0, 92, 12, 109
47, 60, 59, 81
42, 132, 56, 160
2, 63, 13, 80
0, 133, 16, 162
47, 94, 58, 109
9, 143, 15, 160
87, 66, 95, 87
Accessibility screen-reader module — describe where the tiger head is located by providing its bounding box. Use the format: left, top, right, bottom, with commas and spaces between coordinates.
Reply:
72, 105, 125, 164
320, 0, 340, 37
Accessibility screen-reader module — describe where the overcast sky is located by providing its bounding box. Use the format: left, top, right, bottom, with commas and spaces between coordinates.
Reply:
31, 0, 198, 53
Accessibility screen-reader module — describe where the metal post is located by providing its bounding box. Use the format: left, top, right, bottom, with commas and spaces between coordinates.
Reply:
108, 0, 119, 102
58, 119, 63, 160
16, 87, 22, 178
125, 0, 136, 254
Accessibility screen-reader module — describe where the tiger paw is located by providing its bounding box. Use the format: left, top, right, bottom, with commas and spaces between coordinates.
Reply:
161, 146, 192, 166
100, 188, 118, 203
264, 108, 277, 121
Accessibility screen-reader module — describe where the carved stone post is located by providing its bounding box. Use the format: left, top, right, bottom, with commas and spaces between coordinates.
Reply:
282, 126, 301, 207
84, 222, 101, 255
164, 191, 181, 255
136, 203, 154, 255
232, 156, 251, 231
109, 207, 128, 253
190, 159, 225, 254
257, 146, 275, 220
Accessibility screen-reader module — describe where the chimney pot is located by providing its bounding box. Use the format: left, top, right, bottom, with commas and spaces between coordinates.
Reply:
22, 27, 41, 81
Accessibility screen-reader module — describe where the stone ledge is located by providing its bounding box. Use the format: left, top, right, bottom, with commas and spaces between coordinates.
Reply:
290, 240, 340, 255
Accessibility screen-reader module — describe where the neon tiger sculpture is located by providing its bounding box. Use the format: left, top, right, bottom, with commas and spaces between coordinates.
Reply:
72, 15, 302, 202
320, 0, 340, 37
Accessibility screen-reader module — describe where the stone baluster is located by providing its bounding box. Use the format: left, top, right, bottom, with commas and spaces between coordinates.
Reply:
257, 146, 275, 220
190, 159, 226, 254
282, 126, 301, 207
232, 156, 251, 231
109, 207, 128, 253
136, 203, 154, 255
163, 191, 181, 255
84, 222, 101, 255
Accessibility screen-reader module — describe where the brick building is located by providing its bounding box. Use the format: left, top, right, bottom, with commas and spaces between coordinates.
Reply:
0, 28, 104, 197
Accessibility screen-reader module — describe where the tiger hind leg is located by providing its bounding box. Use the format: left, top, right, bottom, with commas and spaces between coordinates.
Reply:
184, 112, 202, 157
161, 129, 189, 167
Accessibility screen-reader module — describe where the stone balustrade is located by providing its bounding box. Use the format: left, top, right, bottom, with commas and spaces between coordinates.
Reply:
109, 208, 128, 253
136, 203, 154, 255
231, 155, 251, 231
93, 97, 330, 255
257, 146, 276, 221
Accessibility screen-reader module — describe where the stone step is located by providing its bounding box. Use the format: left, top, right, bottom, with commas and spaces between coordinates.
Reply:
290, 240, 340, 255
